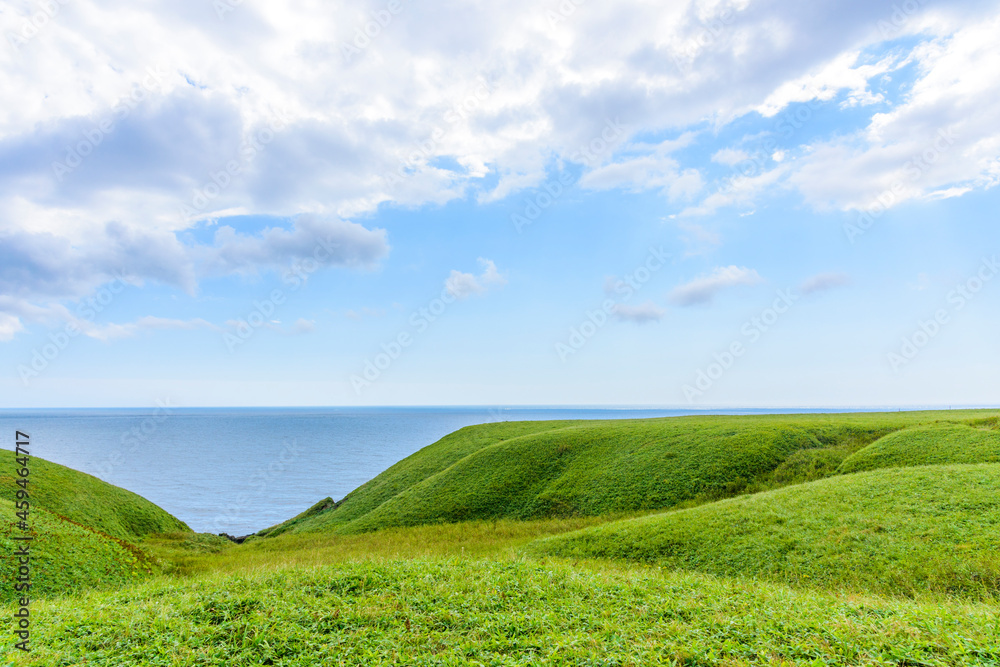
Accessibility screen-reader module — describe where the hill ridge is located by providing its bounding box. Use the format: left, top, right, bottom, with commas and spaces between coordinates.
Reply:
262, 410, 999, 536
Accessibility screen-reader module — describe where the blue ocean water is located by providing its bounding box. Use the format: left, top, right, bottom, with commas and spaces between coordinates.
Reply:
0, 406, 883, 534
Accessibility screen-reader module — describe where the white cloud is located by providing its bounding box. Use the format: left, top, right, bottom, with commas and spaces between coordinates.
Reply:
614, 301, 666, 323
680, 164, 789, 217
669, 266, 763, 306
1, 0, 998, 335
711, 148, 750, 166
84, 316, 220, 342
0, 213, 387, 304
201, 215, 389, 277
0, 313, 24, 341
444, 258, 507, 300
751, 50, 896, 119
800, 272, 851, 295
4, 0, 987, 242
790, 17, 1000, 212
580, 155, 704, 202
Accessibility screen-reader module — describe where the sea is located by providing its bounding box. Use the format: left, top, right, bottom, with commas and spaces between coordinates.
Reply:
0, 406, 899, 535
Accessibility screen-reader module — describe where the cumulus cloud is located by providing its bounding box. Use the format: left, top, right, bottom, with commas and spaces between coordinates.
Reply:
579, 136, 704, 201
444, 258, 507, 300
0, 214, 387, 312
0, 312, 24, 342
800, 272, 851, 295
669, 266, 764, 306
681, 11, 1000, 217
0, 224, 194, 300
791, 17, 1000, 212
3, 0, 992, 243
2, 0, 998, 343
751, 50, 897, 118
201, 215, 389, 277
580, 156, 704, 202
614, 301, 666, 323
0, 213, 386, 342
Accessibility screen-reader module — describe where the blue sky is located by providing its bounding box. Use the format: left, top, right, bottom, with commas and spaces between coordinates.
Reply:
1, 0, 998, 407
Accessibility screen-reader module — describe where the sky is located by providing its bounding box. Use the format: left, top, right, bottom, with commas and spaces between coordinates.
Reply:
1, 0, 999, 408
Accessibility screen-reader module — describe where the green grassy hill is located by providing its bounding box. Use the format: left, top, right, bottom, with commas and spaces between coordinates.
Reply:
0, 454, 190, 544
5, 410, 1000, 665
839, 420, 1000, 473
534, 463, 1000, 600
0, 500, 157, 603
264, 410, 997, 536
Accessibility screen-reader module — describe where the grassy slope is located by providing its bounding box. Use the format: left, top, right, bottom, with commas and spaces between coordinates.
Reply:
0, 454, 190, 544
0, 500, 156, 603
535, 463, 1000, 600
273, 410, 997, 535
263, 420, 580, 536
5, 558, 999, 666
839, 420, 1000, 473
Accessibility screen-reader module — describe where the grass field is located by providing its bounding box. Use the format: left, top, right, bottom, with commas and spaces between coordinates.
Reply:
534, 463, 1000, 600
3, 410, 1000, 664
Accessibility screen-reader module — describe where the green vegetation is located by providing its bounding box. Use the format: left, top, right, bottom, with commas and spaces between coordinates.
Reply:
0, 455, 190, 543
534, 463, 1000, 600
4, 410, 1000, 664
839, 420, 1000, 473
0, 454, 190, 604
265, 410, 995, 536
142, 515, 623, 577
0, 500, 156, 603
7, 557, 1000, 666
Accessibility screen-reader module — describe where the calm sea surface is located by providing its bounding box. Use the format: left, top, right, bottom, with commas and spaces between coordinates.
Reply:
0, 406, 879, 534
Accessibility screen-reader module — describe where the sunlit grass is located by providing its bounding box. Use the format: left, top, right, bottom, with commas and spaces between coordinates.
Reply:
535, 463, 1000, 602
7, 557, 999, 666
143, 513, 645, 578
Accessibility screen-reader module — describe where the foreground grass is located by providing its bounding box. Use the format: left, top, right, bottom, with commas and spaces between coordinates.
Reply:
6, 557, 1000, 666
535, 464, 1000, 602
